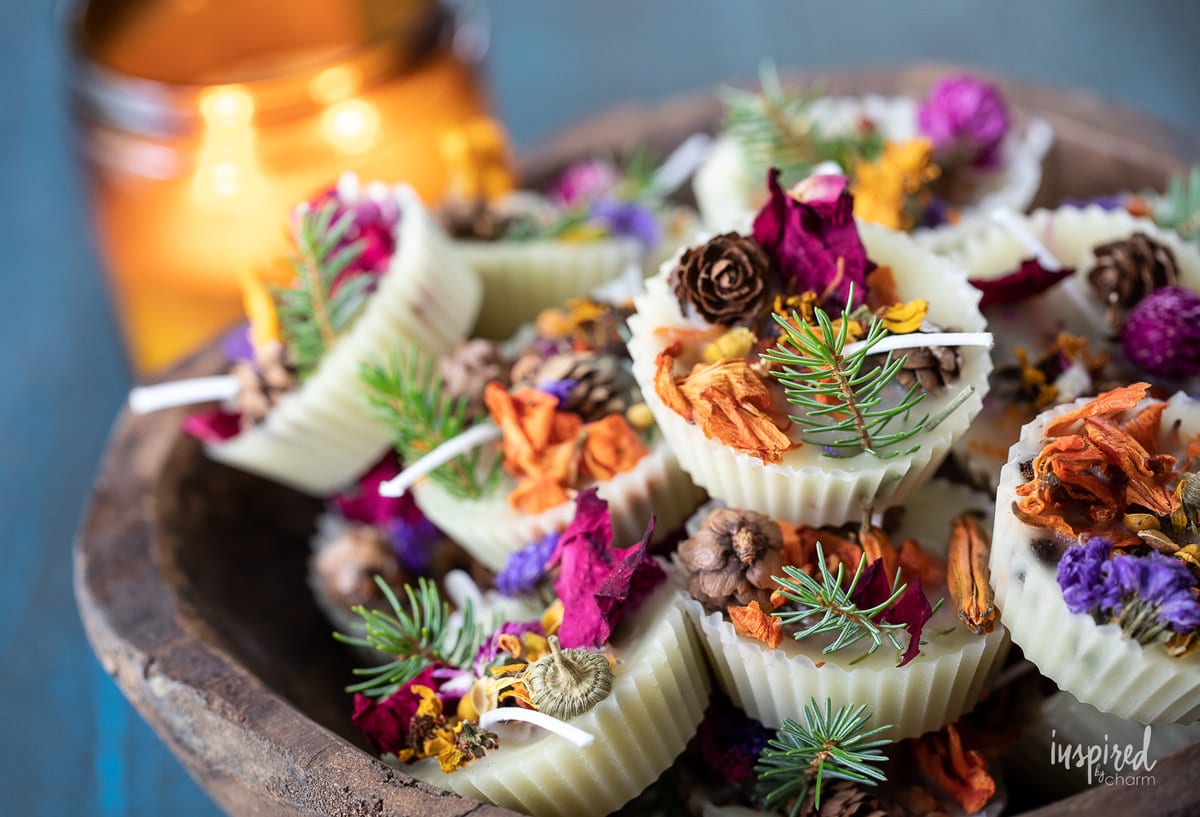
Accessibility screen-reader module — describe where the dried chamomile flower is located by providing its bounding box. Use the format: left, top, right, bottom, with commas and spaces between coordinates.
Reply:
524, 635, 614, 720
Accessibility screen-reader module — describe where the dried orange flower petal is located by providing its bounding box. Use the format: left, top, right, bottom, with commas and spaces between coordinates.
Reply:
728, 600, 783, 649
1043, 382, 1149, 437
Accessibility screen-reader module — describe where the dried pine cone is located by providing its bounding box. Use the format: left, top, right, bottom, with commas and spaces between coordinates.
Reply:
438, 197, 513, 241
797, 780, 903, 817
1087, 232, 1179, 328
678, 508, 784, 613
231, 341, 298, 428
896, 344, 960, 390
512, 351, 631, 421
439, 339, 510, 420
671, 232, 770, 326
312, 524, 406, 612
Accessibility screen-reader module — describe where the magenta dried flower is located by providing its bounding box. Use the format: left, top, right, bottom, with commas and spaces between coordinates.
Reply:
1121, 285, 1200, 379
308, 178, 401, 287
917, 74, 1010, 169
549, 159, 620, 206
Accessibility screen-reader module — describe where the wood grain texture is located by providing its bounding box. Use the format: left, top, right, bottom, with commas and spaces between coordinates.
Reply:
75, 66, 1200, 817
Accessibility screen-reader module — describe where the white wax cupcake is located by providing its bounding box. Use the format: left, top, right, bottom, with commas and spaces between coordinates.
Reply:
949, 205, 1200, 489
694, 87, 1050, 243
628, 218, 991, 526
405, 582, 709, 817
677, 481, 1009, 741
991, 389, 1200, 723
414, 441, 705, 573
206, 184, 481, 495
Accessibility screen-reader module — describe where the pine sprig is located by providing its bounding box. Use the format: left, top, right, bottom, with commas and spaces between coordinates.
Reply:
762, 290, 928, 459
771, 542, 912, 656
1152, 164, 1200, 243
334, 576, 484, 699
755, 698, 891, 815
359, 350, 500, 500
273, 200, 370, 380
721, 62, 884, 186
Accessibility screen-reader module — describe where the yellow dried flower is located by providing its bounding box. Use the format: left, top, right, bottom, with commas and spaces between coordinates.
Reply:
625, 402, 655, 430
852, 138, 939, 231
412, 684, 443, 719
702, 326, 757, 362
239, 268, 281, 351
878, 299, 928, 334
772, 291, 818, 323
541, 599, 564, 635
559, 223, 610, 243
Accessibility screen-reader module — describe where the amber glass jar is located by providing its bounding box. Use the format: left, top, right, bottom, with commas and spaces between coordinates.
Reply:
69, 0, 497, 374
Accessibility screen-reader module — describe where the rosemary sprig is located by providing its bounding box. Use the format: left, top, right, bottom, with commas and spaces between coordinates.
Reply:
762, 289, 928, 459
360, 349, 501, 500
755, 698, 891, 815
1152, 164, 1200, 243
771, 542, 912, 656
721, 61, 884, 187
273, 199, 370, 380
334, 576, 484, 699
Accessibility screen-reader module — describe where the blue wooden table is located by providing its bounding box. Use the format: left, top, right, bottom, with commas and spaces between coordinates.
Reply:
4, 1, 1198, 814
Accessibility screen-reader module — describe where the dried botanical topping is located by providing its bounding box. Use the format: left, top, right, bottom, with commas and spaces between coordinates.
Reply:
313, 524, 406, 612
1121, 286, 1200, 379
917, 74, 1010, 170
752, 170, 872, 306
511, 351, 631, 422
728, 600, 783, 649
793, 780, 893, 817
485, 383, 646, 514
893, 340, 960, 391
523, 635, 614, 720
535, 297, 634, 357
679, 508, 785, 613
851, 138, 940, 231
1088, 232, 1179, 327
653, 342, 793, 463
911, 723, 996, 814
995, 333, 1109, 410
969, 258, 1074, 309
1057, 537, 1200, 644
438, 196, 514, 240
876, 299, 928, 334
231, 341, 298, 428
438, 339, 511, 421
947, 514, 996, 635
671, 232, 771, 326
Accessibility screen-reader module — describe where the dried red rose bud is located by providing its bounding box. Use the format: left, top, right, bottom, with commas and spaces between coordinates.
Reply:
671, 232, 770, 326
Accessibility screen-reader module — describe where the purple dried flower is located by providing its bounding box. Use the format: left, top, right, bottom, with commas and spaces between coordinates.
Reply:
222, 324, 256, 363
495, 531, 560, 597
1121, 286, 1200, 379
917, 74, 1010, 169
1056, 536, 1112, 614
387, 514, 440, 574
697, 698, 773, 785
537, 378, 579, 408
1059, 194, 1128, 211
1108, 551, 1200, 634
549, 159, 620, 206
588, 198, 661, 248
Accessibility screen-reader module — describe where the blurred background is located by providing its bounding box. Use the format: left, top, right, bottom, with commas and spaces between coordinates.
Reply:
3, 0, 1198, 814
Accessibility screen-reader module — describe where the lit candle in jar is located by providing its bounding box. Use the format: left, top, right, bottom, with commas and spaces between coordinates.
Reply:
70, 0, 505, 374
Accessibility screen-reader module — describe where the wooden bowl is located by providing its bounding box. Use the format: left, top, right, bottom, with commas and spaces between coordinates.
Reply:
77, 65, 1200, 816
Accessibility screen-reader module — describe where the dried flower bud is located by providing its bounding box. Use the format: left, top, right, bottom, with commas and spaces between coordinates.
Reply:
671, 232, 770, 326
679, 508, 785, 613
524, 635, 614, 720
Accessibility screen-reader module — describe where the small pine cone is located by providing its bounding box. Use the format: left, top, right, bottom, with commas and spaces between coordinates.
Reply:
232, 341, 298, 428
438, 197, 513, 241
678, 508, 784, 613
439, 339, 511, 421
895, 344, 960, 390
1088, 232, 1179, 328
797, 780, 900, 817
312, 524, 406, 612
671, 232, 771, 326
514, 352, 631, 421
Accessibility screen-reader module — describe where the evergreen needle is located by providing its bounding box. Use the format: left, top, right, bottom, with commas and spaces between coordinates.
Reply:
360, 349, 501, 500
1152, 164, 1200, 243
755, 698, 891, 815
334, 576, 484, 699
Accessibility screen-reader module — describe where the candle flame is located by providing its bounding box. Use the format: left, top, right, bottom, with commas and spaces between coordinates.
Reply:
323, 99, 380, 155
192, 85, 267, 206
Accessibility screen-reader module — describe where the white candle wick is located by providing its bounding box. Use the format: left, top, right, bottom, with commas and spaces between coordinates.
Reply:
990, 208, 1062, 271
844, 331, 994, 358
128, 376, 240, 414
378, 422, 502, 497
477, 708, 595, 747
648, 133, 713, 198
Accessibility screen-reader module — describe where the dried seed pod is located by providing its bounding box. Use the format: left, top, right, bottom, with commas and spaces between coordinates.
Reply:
524, 636, 614, 720
1172, 473, 1200, 532
947, 514, 996, 635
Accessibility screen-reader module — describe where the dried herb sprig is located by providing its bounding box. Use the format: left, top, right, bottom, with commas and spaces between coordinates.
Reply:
273, 200, 371, 380
1153, 164, 1200, 244
770, 542, 912, 656
755, 698, 891, 815
721, 62, 884, 186
763, 288, 928, 459
335, 576, 484, 699
360, 349, 501, 500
